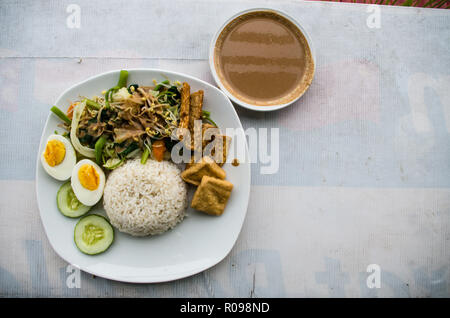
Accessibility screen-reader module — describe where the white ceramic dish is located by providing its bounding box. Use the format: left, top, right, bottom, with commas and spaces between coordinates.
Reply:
209, 8, 316, 112
36, 69, 251, 283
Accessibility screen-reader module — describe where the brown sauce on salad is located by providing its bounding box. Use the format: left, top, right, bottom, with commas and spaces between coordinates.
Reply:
214, 11, 315, 106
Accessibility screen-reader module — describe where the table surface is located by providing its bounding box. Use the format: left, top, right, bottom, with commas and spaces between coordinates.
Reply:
1, 0, 449, 297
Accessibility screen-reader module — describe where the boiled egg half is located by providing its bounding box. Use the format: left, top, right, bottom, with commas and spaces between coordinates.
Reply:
71, 159, 105, 206
41, 134, 76, 181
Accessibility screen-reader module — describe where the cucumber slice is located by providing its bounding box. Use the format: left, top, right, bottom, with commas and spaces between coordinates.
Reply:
57, 182, 91, 218
74, 215, 114, 255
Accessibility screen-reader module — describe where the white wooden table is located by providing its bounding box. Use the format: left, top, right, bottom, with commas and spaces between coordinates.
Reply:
0, 0, 449, 297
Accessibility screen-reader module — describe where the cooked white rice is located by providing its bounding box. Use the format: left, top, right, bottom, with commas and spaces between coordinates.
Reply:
103, 158, 187, 236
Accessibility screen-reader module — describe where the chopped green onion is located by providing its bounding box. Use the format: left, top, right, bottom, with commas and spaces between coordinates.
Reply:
50, 106, 71, 125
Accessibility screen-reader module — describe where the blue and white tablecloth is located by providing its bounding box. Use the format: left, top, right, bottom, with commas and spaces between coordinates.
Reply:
0, 0, 449, 297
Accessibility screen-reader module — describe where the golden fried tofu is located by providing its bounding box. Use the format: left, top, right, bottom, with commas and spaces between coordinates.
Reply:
181, 158, 226, 186
185, 155, 213, 170
191, 176, 233, 216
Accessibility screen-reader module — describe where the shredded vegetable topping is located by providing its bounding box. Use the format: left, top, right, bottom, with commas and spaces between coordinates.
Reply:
50, 70, 218, 169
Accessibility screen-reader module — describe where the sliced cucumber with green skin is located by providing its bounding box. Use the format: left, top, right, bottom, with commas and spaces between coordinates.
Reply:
57, 182, 91, 218
74, 215, 114, 255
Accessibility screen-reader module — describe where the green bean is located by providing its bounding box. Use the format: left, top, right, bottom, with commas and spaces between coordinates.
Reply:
116, 70, 128, 88
104, 88, 115, 109
103, 70, 128, 108
50, 106, 71, 125
84, 99, 101, 110
141, 147, 150, 164
94, 136, 107, 165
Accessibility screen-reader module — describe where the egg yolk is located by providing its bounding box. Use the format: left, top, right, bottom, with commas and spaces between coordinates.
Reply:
78, 164, 100, 191
44, 140, 66, 167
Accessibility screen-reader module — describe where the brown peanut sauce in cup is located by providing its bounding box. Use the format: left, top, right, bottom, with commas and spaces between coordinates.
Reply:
213, 10, 314, 107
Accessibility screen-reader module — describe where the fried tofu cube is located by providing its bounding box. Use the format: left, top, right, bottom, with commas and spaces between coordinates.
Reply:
191, 176, 233, 216
181, 158, 226, 186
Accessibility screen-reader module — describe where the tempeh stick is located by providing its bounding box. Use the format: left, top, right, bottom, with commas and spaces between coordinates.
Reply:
177, 82, 190, 140
189, 90, 204, 130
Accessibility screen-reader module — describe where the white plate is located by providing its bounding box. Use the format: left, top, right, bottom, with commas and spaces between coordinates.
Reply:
35, 69, 251, 283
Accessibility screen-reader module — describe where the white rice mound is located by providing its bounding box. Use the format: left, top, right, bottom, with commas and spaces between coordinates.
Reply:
103, 158, 187, 236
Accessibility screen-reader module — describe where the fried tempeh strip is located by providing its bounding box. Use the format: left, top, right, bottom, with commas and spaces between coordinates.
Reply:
189, 90, 204, 130
189, 90, 204, 151
177, 82, 190, 140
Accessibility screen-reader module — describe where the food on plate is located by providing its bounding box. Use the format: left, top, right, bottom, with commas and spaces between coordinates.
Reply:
189, 90, 204, 134
51, 71, 180, 168
50, 106, 72, 125
71, 159, 106, 206
191, 176, 233, 216
57, 182, 91, 218
74, 214, 114, 255
177, 82, 190, 138
151, 140, 166, 162
40, 134, 76, 181
174, 82, 234, 215
200, 123, 218, 148
43, 69, 238, 256
209, 135, 232, 166
103, 159, 187, 236
49, 70, 221, 170
181, 157, 226, 186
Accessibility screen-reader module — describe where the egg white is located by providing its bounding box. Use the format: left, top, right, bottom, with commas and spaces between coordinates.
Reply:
71, 159, 106, 206
40, 134, 76, 181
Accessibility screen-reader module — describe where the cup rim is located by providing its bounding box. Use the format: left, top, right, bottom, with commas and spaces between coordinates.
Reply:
208, 7, 316, 112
